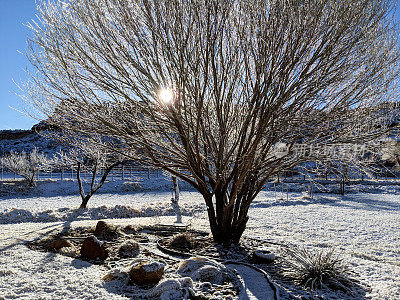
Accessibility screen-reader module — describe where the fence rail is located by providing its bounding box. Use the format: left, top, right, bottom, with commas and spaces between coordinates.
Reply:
0, 166, 163, 182
0, 165, 397, 182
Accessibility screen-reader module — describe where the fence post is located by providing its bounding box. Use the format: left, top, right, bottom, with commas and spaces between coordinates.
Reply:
122, 165, 125, 180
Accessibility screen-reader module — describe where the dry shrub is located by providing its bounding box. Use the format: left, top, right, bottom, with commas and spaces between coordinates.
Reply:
281, 247, 355, 292
167, 233, 197, 251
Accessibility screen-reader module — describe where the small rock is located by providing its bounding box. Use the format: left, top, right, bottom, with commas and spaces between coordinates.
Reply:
48, 238, 73, 250
58, 246, 78, 257
252, 249, 276, 264
129, 260, 165, 286
196, 265, 222, 282
149, 278, 193, 299
122, 224, 138, 234
80, 235, 108, 260
118, 240, 140, 258
102, 267, 130, 284
94, 220, 121, 240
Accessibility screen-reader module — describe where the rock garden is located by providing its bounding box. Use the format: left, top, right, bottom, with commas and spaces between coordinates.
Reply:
27, 220, 281, 299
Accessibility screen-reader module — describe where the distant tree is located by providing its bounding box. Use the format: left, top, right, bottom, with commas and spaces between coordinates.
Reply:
0, 148, 52, 186
23, 0, 400, 244
53, 133, 122, 209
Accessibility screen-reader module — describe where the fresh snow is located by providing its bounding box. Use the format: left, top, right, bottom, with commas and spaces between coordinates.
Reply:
226, 263, 276, 300
0, 178, 399, 299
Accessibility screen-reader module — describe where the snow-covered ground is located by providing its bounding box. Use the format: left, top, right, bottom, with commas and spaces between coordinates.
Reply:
249, 191, 400, 299
0, 178, 399, 299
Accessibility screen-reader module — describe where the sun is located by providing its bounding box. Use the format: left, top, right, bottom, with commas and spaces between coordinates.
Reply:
158, 89, 174, 104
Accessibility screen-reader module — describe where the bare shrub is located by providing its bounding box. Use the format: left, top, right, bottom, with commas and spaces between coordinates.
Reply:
0, 148, 52, 186
168, 233, 197, 251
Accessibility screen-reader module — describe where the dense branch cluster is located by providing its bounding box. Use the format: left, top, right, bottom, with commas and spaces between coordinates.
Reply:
0, 148, 52, 186
22, 0, 400, 243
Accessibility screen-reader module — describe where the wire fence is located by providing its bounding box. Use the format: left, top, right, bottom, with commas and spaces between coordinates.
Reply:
0, 164, 397, 183
0, 165, 164, 182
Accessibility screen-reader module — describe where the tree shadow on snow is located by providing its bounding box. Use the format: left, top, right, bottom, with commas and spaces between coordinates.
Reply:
251, 196, 339, 209
0, 223, 62, 252
70, 258, 92, 269
251, 192, 400, 212
323, 194, 400, 212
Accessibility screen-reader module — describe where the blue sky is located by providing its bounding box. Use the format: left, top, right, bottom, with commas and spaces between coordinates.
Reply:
0, 0, 37, 130
0, 1, 399, 130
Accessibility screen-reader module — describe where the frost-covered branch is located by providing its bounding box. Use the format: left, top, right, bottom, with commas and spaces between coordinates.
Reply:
52, 132, 123, 208
21, 0, 400, 244
0, 148, 52, 186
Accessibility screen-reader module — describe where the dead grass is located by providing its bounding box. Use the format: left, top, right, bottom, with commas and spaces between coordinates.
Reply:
281, 247, 355, 292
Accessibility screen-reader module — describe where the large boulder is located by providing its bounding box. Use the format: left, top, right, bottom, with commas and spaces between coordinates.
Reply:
129, 260, 165, 286
80, 235, 108, 260
118, 240, 140, 258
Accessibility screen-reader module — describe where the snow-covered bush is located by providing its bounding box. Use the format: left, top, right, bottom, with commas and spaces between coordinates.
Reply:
281, 247, 354, 291
0, 148, 52, 186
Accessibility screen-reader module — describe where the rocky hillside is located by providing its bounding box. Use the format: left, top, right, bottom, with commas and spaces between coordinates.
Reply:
0, 122, 62, 157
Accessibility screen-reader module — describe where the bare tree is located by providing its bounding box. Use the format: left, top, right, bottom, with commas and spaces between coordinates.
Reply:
0, 148, 52, 187
22, 0, 399, 244
53, 133, 122, 208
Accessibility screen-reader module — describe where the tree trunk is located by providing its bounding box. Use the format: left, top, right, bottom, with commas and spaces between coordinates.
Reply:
210, 215, 248, 245
77, 161, 120, 209
340, 175, 345, 196
80, 195, 91, 209
203, 191, 251, 245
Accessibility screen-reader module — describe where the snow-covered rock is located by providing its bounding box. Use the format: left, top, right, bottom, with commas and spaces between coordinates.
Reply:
129, 259, 165, 286
118, 240, 140, 258
252, 249, 276, 264
177, 257, 231, 284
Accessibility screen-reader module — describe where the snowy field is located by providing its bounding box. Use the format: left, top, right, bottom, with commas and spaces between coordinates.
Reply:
0, 178, 399, 299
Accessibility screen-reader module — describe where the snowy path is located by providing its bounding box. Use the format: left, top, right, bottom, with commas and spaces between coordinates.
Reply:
226, 263, 277, 300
